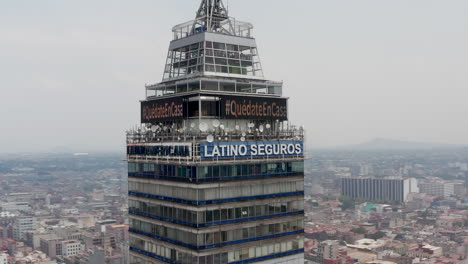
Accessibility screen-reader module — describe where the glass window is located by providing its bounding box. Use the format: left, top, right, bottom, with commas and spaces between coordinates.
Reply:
252, 84, 267, 94
190, 43, 199, 50
213, 42, 225, 50
176, 83, 187, 93
205, 57, 214, 64
188, 81, 200, 91
228, 51, 240, 59
221, 209, 228, 221
235, 208, 242, 218
166, 85, 176, 94
228, 59, 240, 66
226, 44, 239, 51
220, 82, 235, 92
215, 58, 227, 65
214, 50, 227, 57
229, 67, 241, 74
237, 83, 251, 93
205, 64, 215, 72
292, 162, 304, 173
201, 81, 218, 91
241, 60, 253, 67
201, 101, 219, 117
215, 65, 228, 73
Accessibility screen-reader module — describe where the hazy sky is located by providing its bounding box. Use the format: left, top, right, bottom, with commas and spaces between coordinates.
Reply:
1, 0, 467, 153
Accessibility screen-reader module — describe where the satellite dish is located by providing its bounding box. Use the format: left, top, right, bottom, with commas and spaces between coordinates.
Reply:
207, 135, 214, 143
190, 123, 196, 128
225, 137, 228, 141
218, 137, 222, 141
241, 137, 246, 142
248, 123, 255, 128
199, 122, 208, 132
213, 120, 220, 128
220, 125, 225, 130
259, 125, 264, 132
266, 124, 271, 129
235, 125, 240, 130
242, 132, 246, 137
151, 125, 157, 132
163, 126, 168, 131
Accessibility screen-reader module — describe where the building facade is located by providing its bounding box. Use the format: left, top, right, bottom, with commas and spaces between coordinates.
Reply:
418, 181, 455, 198
12, 216, 36, 241
61, 240, 85, 257
0, 253, 7, 264
127, 1, 305, 263
341, 177, 418, 203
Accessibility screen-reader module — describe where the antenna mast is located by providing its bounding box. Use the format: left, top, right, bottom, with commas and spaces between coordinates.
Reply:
193, 0, 234, 35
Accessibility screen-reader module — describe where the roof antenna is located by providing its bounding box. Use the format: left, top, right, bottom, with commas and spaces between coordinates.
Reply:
227, 0, 229, 16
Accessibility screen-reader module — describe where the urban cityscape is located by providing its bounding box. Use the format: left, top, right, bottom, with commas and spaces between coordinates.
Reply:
1, 0, 468, 264
1, 146, 467, 263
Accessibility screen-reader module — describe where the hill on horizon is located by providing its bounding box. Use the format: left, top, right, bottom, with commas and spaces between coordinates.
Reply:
335, 138, 465, 150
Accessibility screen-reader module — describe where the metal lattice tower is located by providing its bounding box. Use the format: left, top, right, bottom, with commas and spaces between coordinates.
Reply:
193, 0, 235, 35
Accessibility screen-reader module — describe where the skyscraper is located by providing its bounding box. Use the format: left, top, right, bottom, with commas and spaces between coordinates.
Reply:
341, 177, 419, 203
127, 1, 305, 263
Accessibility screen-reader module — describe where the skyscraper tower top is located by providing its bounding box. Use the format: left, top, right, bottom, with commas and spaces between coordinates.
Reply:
151, 0, 264, 85
127, 1, 305, 263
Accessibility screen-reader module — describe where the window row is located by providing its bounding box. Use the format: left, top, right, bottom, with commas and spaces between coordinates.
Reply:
168, 42, 254, 54
128, 180, 304, 202
129, 198, 304, 225
170, 56, 254, 67
163, 41, 262, 79
128, 162, 304, 182
146, 79, 282, 98
127, 145, 191, 157
130, 236, 304, 264
130, 217, 303, 247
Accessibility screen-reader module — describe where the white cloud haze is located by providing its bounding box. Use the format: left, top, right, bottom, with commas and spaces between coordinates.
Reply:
0, 0, 467, 152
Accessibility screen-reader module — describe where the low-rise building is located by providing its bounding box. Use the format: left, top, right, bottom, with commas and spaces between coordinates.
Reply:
61, 240, 85, 257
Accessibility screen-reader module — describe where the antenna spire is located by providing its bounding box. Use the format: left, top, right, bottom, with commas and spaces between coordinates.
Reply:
194, 0, 231, 33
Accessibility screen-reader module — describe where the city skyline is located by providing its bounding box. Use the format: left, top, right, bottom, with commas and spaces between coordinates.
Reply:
1, 0, 468, 153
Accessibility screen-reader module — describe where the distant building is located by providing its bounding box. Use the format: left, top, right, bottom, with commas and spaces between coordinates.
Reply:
419, 181, 454, 198
13, 216, 36, 241
0, 253, 7, 264
0, 202, 31, 213
61, 240, 85, 257
317, 240, 340, 263
341, 177, 419, 203
0, 212, 16, 226
40, 235, 63, 259
453, 182, 466, 197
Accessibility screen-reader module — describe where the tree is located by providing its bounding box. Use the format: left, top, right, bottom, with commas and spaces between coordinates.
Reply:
340, 196, 355, 210
351, 227, 367, 234
368, 231, 386, 240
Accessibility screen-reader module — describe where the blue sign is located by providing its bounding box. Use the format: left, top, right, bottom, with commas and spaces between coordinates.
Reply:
200, 141, 304, 160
